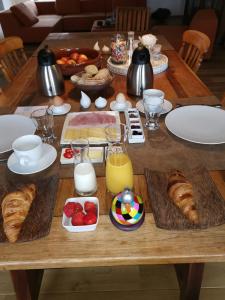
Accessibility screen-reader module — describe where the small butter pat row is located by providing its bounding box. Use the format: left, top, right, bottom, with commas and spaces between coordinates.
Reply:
60, 147, 104, 164
124, 109, 145, 143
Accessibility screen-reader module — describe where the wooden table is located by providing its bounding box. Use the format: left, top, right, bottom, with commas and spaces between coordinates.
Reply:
0, 32, 225, 300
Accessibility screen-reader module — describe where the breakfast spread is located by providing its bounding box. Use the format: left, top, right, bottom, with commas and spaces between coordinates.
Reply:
1, 184, 36, 242
167, 170, 199, 224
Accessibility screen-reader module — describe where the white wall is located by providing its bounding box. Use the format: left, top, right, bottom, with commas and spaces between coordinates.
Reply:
147, 0, 185, 16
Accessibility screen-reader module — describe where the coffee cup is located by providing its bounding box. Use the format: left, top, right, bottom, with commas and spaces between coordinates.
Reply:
12, 135, 43, 166
143, 89, 165, 101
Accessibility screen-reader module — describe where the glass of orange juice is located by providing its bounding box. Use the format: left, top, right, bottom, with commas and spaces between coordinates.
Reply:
105, 124, 133, 195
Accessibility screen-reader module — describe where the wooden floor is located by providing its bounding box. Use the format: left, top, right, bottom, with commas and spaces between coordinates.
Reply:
1, 263, 225, 299
0, 42, 225, 299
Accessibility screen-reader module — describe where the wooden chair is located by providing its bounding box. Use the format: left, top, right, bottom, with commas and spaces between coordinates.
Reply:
115, 6, 150, 32
178, 30, 210, 73
0, 36, 27, 82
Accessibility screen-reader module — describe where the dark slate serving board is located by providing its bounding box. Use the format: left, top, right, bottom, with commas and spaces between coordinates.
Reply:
145, 166, 225, 230
0, 175, 58, 242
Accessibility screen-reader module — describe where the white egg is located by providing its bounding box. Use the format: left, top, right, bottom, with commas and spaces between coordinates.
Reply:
80, 91, 91, 109
102, 45, 110, 53
95, 97, 107, 109
93, 41, 100, 51
116, 92, 126, 103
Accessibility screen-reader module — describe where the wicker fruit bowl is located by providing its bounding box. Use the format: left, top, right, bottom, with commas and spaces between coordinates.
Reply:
55, 48, 101, 76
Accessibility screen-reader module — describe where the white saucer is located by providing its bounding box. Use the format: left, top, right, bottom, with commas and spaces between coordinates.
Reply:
110, 101, 132, 112
136, 99, 173, 115
49, 103, 71, 116
7, 143, 57, 175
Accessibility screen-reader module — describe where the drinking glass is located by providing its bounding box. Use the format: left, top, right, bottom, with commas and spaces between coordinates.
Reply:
72, 139, 97, 196
143, 96, 163, 130
105, 124, 133, 195
31, 108, 55, 143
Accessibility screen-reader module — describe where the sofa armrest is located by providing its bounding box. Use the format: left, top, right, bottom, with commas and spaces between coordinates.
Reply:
0, 9, 24, 37
36, 1, 56, 15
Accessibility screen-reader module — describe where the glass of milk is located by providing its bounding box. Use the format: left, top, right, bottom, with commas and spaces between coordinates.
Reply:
72, 139, 97, 196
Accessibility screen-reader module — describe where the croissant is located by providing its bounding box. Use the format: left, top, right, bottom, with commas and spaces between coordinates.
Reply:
1, 184, 36, 242
167, 170, 199, 224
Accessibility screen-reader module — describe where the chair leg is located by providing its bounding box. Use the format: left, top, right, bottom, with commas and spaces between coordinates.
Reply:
174, 263, 204, 300
10, 269, 44, 300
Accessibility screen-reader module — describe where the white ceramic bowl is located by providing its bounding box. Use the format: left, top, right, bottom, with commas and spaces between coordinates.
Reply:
62, 197, 99, 232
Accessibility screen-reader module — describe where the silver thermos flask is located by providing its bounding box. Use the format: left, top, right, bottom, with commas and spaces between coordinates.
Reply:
37, 45, 65, 97
127, 44, 153, 97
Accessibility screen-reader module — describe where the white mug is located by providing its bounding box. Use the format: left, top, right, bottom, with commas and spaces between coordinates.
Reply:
12, 135, 43, 166
143, 89, 165, 101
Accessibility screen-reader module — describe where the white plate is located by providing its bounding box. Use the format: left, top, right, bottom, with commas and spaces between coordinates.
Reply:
165, 105, 225, 144
7, 143, 57, 174
136, 99, 173, 115
110, 100, 132, 112
60, 111, 121, 145
48, 103, 71, 115
0, 115, 36, 154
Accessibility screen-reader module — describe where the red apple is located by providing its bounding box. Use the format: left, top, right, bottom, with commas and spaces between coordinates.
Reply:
56, 59, 66, 65
67, 59, 76, 65
70, 52, 79, 61
77, 54, 88, 64
61, 56, 69, 63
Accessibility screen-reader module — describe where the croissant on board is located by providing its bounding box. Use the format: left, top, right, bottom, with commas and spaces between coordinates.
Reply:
167, 170, 199, 224
1, 184, 36, 242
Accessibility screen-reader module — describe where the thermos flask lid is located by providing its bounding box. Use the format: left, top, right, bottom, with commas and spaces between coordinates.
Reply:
37, 45, 56, 66
132, 44, 150, 65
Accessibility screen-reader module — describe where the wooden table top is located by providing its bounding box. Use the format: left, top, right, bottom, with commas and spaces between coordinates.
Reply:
0, 32, 225, 271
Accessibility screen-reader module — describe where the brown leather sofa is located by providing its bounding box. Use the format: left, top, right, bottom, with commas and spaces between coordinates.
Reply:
0, 0, 146, 44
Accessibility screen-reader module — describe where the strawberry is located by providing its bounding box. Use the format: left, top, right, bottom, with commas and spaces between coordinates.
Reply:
84, 212, 97, 225
63, 202, 76, 218
73, 202, 83, 213
71, 211, 85, 226
84, 201, 96, 213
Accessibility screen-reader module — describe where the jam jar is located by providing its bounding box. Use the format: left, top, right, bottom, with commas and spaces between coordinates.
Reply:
111, 34, 127, 64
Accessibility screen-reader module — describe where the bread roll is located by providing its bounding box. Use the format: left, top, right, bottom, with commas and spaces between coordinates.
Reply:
167, 170, 199, 224
1, 184, 36, 242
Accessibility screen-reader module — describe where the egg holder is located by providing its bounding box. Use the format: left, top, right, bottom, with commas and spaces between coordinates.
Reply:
124, 109, 145, 144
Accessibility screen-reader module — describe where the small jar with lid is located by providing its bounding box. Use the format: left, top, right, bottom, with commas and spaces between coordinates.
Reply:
111, 33, 127, 64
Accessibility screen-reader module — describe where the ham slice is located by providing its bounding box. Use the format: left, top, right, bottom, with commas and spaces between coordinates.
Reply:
68, 112, 116, 126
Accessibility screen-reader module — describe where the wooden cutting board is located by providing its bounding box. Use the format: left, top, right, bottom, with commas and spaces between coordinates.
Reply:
145, 166, 225, 230
0, 174, 58, 242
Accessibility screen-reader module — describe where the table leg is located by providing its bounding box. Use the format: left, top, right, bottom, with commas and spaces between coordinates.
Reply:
10, 269, 44, 300
174, 263, 204, 300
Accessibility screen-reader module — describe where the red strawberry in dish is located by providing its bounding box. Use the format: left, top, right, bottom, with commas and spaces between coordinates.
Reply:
73, 202, 83, 213
84, 212, 97, 225
84, 201, 97, 214
63, 202, 76, 218
71, 211, 85, 226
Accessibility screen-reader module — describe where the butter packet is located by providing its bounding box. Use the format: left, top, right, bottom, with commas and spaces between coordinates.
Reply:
60, 147, 104, 164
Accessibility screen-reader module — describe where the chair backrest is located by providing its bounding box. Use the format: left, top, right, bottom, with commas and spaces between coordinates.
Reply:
0, 36, 27, 82
178, 30, 210, 73
115, 6, 150, 32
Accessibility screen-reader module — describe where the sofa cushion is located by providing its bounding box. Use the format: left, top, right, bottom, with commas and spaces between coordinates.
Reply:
10, 2, 38, 26
25, 0, 38, 16
55, 0, 80, 15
